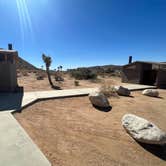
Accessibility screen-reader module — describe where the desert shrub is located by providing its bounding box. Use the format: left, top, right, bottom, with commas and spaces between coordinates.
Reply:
35, 72, 46, 80
90, 78, 101, 83
54, 72, 64, 82
36, 75, 44, 80
22, 71, 29, 76
74, 80, 80, 86
99, 83, 118, 98
105, 67, 114, 74
71, 68, 97, 80
33, 70, 37, 73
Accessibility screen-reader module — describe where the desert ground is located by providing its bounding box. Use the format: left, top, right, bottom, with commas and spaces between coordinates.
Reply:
18, 72, 121, 92
14, 90, 166, 166
17, 71, 121, 91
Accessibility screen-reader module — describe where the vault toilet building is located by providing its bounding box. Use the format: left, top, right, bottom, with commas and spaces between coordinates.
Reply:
0, 44, 19, 92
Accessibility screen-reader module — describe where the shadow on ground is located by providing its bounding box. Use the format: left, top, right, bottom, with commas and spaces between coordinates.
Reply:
93, 105, 112, 112
0, 91, 23, 111
137, 142, 166, 161
52, 85, 62, 90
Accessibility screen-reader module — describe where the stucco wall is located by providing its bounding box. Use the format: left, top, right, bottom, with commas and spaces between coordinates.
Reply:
122, 63, 142, 84
156, 69, 166, 88
0, 64, 18, 91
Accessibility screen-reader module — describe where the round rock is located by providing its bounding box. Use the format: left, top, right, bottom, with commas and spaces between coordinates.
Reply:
122, 114, 166, 145
114, 86, 130, 96
89, 91, 110, 108
142, 89, 159, 97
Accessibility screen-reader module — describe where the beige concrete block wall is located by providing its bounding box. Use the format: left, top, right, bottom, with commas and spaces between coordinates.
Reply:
0, 64, 18, 91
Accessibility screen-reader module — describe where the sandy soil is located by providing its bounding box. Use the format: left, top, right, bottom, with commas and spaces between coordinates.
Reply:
17, 72, 121, 92
14, 90, 166, 166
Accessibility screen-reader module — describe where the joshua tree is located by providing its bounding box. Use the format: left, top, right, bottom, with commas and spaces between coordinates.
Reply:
57, 65, 63, 72
59, 65, 63, 71
42, 54, 54, 87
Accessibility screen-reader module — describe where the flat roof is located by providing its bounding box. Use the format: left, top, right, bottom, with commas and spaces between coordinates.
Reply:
0, 49, 17, 53
124, 61, 166, 67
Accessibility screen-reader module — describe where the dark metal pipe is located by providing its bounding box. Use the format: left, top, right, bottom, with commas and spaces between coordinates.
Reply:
129, 56, 132, 64
8, 44, 13, 50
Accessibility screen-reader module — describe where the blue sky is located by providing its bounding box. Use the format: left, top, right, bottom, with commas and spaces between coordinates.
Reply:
0, 0, 166, 69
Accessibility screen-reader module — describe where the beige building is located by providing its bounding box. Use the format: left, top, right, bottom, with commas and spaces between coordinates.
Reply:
122, 61, 166, 89
0, 45, 19, 92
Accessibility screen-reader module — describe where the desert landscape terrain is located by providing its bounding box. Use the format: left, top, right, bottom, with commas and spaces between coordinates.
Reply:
17, 71, 121, 91
14, 90, 166, 166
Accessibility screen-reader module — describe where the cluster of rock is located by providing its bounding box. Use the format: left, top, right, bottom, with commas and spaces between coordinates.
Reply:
88, 86, 165, 145
88, 85, 131, 108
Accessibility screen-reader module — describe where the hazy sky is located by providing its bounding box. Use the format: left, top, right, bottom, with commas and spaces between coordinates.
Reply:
0, 0, 166, 69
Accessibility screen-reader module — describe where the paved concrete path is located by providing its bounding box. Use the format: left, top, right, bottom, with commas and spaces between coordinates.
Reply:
121, 83, 156, 91
0, 113, 51, 166
0, 88, 98, 112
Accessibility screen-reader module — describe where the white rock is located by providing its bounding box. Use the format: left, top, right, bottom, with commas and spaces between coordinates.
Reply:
122, 114, 166, 145
142, 89, 159, 97
89, 92, 110, 108
114, 86, 130, 96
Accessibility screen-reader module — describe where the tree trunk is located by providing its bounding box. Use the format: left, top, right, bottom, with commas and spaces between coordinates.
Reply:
46, 67, 53, 87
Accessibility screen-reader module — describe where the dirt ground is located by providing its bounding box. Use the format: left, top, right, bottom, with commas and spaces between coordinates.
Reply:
18, 72, 121, 92
14, 90, 166, 166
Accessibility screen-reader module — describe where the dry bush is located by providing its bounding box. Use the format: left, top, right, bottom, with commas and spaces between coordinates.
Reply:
36, 75, 44, 80
35, 72, 46, 80
74, 80, 80, 86
70, 68, 97, 80
90, 78, 101, 83
99, 83, 118, 98
54, 72, 64, 82
22, 71, 29, 76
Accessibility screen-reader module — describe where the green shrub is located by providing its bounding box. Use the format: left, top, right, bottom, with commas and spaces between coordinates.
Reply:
71, 68, 97, 80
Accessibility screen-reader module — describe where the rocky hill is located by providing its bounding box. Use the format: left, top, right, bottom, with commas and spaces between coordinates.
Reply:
16, 57, 38, 71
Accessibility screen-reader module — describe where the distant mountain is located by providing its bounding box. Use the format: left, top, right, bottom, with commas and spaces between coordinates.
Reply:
16, 57, 38, 70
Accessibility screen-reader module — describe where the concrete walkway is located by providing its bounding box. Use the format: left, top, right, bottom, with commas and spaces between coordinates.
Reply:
0, 113, 51, 166
121, 83, 156, 91
0, 88, 98, 112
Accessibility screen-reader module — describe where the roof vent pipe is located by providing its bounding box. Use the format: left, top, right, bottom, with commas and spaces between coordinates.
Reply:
8, 44, 13, 50
129, 56, 132, 64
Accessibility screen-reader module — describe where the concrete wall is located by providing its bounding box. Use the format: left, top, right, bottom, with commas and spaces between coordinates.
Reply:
0, 64, 18, 91
122, 63, 142, 84
156, 69, 166, 88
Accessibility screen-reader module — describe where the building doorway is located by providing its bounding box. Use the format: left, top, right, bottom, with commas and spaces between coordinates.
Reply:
142, 70, 157, 85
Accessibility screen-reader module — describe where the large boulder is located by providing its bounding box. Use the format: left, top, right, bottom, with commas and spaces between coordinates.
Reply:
122, 114, 166, 145
115, 86, 130, 96
142, 89, 159, 97
89, 92, 110, 108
